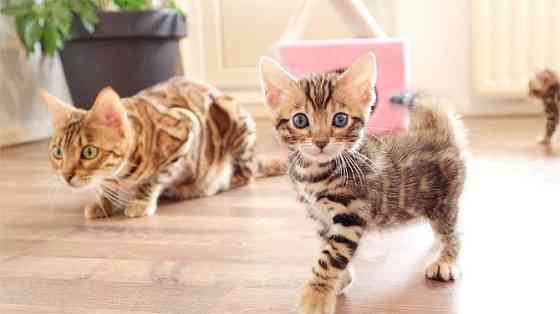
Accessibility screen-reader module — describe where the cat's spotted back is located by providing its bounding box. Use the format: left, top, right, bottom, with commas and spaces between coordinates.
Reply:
42, 77, 285, 218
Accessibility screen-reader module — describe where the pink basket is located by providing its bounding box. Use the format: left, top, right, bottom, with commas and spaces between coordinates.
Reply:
272, 0, 410, 135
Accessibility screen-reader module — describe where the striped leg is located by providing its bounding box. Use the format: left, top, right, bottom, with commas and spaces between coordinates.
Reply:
299, 211, 365, 314
230, 110, 258, 189
425, 212, 461, 281
539, 102, 559, 145
124, 182, 163, 218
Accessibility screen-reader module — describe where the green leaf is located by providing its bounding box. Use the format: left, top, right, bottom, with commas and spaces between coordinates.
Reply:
1, 4, 30, 16
114, 0, 147, 11
42, 21, 59, 56
167, 0, 185, 16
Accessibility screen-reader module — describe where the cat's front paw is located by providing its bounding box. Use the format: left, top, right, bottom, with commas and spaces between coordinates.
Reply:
298, 282, 336, 314
425, 260, 460, 282
124, 201, 156, 218
84, 203, 110, 219
336, 266, 354, 296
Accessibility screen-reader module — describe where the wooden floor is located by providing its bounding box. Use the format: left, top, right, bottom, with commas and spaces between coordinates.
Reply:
2, 116, 560, 314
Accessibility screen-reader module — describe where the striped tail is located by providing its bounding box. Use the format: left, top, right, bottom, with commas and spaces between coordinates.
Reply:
255, 155, 288, 178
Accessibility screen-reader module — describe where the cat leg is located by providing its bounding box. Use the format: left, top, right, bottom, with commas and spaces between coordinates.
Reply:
299, 211, 365, 314
124, 182, 163, 218
538, 102, 559, 145
84, 194, 115, 219
425, 214, 461, 281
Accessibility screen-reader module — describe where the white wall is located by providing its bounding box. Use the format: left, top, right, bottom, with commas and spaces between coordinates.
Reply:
394, 0, 539, 116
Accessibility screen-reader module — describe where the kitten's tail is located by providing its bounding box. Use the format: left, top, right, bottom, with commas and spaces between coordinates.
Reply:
392, 90, 468, 149
255, 155, 288, 178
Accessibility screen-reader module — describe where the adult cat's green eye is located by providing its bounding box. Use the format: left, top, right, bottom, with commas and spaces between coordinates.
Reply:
333, 112, 349, 127
292, 113, 309, 129
81, 145, 98, 160
52, 147, 64, 159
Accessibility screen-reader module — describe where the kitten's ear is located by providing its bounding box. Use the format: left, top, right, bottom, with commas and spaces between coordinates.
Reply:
39, 89, 76, 129
259, 57, 297, 110
336, 52, 378, 108
86, 87, 128, 135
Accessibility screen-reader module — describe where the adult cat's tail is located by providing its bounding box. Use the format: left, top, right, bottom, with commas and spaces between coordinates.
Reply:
391, 91, 468, 150
255, 155, 288, 178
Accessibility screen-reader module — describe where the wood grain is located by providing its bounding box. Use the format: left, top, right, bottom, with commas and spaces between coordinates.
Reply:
1, 117, 560, 313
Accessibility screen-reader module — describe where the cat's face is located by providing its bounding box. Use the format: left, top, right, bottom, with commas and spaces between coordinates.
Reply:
259, 53, 377, 163
529, 69, 559, 98
41, 88, 132, 188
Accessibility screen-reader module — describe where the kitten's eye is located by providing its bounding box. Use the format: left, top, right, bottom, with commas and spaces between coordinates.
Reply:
81, 145, 98, 160
292, 113, 309, 129
332, 112, 349, 128
52, 147, 64, 160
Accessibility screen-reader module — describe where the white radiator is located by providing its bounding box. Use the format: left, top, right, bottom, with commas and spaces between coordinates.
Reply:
472, 0, 560, 97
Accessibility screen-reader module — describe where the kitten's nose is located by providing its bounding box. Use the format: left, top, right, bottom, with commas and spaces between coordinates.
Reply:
313, 140, 329, 150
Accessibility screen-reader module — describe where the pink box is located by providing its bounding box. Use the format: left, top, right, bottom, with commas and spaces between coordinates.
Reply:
275, 38, 410, 135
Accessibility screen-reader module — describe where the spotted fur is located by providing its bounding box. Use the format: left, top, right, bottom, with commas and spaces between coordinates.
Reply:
42, 77, 285, 219
260, 53, 467, 314
529, 69, 560, 145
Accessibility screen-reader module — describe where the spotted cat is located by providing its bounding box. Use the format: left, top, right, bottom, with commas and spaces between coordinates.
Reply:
41, 77, 285, 218
260, 53, 467, 314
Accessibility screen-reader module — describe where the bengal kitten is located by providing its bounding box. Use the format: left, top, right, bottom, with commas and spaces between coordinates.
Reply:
41, 77, 285, 219
529, 69, 560, 145
259, 53, 467, 314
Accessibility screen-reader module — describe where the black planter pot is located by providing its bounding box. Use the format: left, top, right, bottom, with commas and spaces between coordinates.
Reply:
59, 11, 187, 109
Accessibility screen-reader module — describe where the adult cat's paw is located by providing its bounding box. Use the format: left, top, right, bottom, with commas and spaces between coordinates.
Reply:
298, 282, 336, 314
84, 203, 110, 219
124, 201, 156, 218
425, 260, 460, 282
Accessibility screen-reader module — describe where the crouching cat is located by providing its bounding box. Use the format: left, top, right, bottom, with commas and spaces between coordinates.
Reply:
41, 77, 285, 219
259, 53, 467, 314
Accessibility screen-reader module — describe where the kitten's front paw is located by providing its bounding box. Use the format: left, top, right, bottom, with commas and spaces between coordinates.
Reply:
336, 266, 354, 296
298, 282, 336, 314
425, 260, 460, 282
124, 201, 156, 218
84, 203, 110, 219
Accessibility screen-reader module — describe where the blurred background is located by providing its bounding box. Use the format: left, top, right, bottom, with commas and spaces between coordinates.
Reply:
1, 0, 554, 146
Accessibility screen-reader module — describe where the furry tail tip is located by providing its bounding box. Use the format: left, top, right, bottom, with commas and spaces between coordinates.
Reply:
390, 90, 418, 107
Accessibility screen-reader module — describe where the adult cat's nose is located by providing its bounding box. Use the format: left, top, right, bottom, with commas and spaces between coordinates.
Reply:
63, 172, 75, 184
313, 140, 328, 150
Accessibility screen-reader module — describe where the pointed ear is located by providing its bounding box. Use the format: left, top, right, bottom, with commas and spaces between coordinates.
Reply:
86, 87, 128, 135
259, 57, 298, 110
335, 52, 378, 109
40, 89, 77, 129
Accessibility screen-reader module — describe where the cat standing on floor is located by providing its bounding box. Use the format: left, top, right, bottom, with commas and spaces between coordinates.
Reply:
41, 77, 285, 219
529, 69, 560, 146
259, 53, 468, 314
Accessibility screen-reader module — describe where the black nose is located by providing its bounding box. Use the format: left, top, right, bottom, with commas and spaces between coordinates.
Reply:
313, 140, 328, 150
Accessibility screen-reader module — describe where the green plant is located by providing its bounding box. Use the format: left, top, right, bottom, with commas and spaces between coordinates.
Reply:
0, 0, 186, 57
0, 0, 99, 56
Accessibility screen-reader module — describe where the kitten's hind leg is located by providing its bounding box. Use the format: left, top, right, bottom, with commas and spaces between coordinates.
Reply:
539, 102, 559, 145
425, 215, 461, 281
124, 182, 163, 218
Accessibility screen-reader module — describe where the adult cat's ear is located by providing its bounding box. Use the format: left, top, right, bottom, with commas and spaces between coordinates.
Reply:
39, 89, 77, 129
259, 57, 297, 110
86, 87, 128, 135
336, 52, 378, 109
